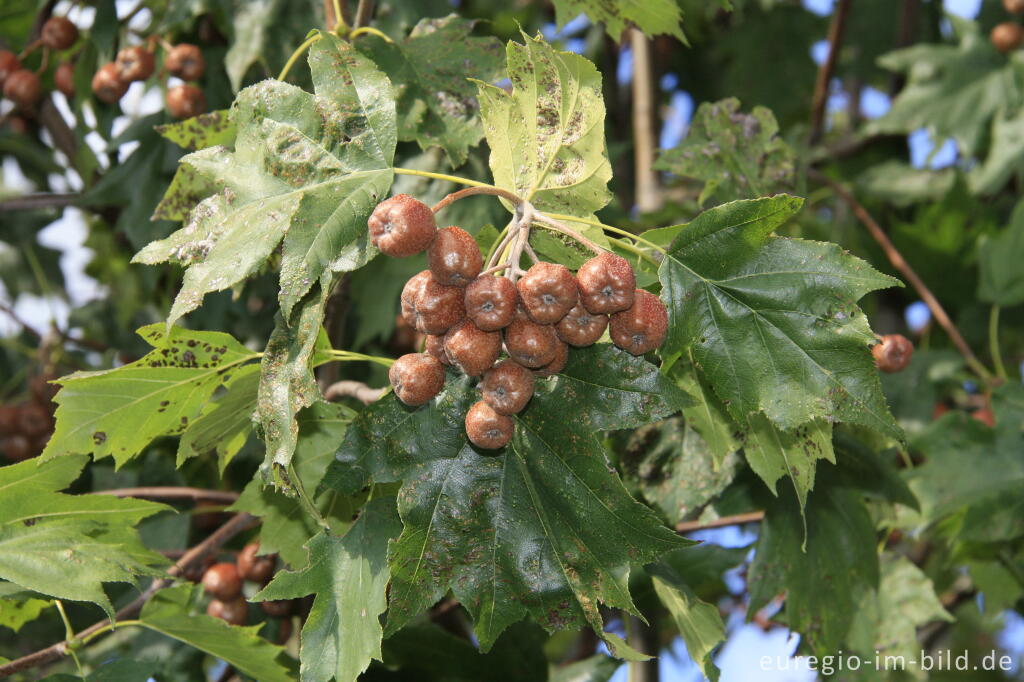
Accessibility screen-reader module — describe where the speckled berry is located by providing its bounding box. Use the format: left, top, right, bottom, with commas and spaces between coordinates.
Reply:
609, 289, 668, 355
166, 43, 205, 81
504, 316, 558, 368
465, 400, 513, 450
0, 51, 22, 88
3, 70, 41, 108
368, 195, 436, 258
389, 353, 445, 406
428, 226, 482, 286
443, 319, 501, 376
54, 62, 75, 98
517, 262, 578, 324
556, 302, 608, 347
872, 334, 913, 373
116, 46, 155, 82
91, 62, 127, 103
576, 252, 635, 314
425, 334, 450, 365
465, 276, 517, 331
41, 17, 78, 50
535, 339, 568, 376
166, 84, 205, 119
480, 360, 534, 415
207, 597, 248, 625
401, 271, 464, 335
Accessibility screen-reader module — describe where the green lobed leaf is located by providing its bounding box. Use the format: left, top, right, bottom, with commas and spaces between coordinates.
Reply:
978, 198, 1024, 306
156, 110, 237, 151
137, 585, 292, 682
0, 593, 50, 633
654, 98, 795, 206
742, 414, 834, 512
176, 364, 259, 473
550, 655, 622, 682
857, 161, 956, 208
255, 498, 400, 682
355, 15, 505, 164
551, 0, 684, 41
658, 196, 902, 444
42, 324, 258, 467
673, 360, 742, 468
969, 106, 1024, 194
649, 562, 725, 682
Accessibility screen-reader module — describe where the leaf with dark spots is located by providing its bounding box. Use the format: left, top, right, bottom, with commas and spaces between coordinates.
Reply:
157, 109, 237, 151
551, 0, 686, 41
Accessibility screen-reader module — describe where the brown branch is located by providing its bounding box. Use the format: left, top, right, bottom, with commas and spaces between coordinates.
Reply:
353, 0, 374, 28
675, 510, 764, 533
0, 513, 257, 678
94, 487, 240, 504
809, 169, 991, 379
431, 185, 522, 214
0, 193, 78, 211
809, 0, 852, 145
630, 27, 661, 213
323, 380, 386, 405
0, 301, 43, 340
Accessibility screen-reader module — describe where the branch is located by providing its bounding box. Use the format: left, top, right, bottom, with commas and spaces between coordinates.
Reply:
94, 487, 240, 504
629, 28, 661, 213
0, 513, 257, 678
323, 380, 386, 405
353, 0, 374, 28
809, 169, 992, 379
0, 301, 43, 340
674, 510, 764, 533
808, 0, 852, 145
0, 193, 78, 211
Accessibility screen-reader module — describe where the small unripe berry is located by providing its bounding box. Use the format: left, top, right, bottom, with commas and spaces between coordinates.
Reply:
465, 276, 517, 331
237, 542, 277, 583
609, 290, 668, 355
41, 17, 79, 50
116, 46, 155, 82
165, 43, 205, 81
504, 316, 558, 368
202, 562, 243, 600
389, 353, 445, 406
91, 62, 128, 103
54, 62, 75, 98
401, 271, 464, 335
517, 262, 578, 324
480, 360, 534, 415
3, 70, 41, 108
2, 434, 32, 462
871, 334, 913, 373
992, 22, 1024, 52
166, 84, 206, 119
576, 252, 636, 314
556, 302, 608, 347
260, 599, 294, 617
368, 195, 437, 258
465, 400, 513, 450
535, 340, 568, 377
0, 51, 22, 88
428, 226, 482, 286
1006, 0, 1024, 13
444, 319, 501, 376
207, 596, 248, 625
425, 334, 450, 365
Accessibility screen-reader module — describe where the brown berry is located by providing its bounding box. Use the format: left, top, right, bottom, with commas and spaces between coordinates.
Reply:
54, 62, 75, 98
871, 334, 913, 373
504, 316, 558, 368
368, 194, 437, 258
517, 262, 578, 324
0, 51, 22, 87
165, 43, 205, 81
260, 599, 294, 617
0, 406, 18, 435
207, 596, 248, 625
202, 562, 243, 600
576, 252, 636, 314
425, 334, 450, 365
556, 302, 608, 347
183, 556, 216, 584
18, 403, 51, 438
443, 320, 501, 376
465, 276, 517, 331
166, 84, 206, 119
972, 407, 995, 428
3, 70, 41, 108
465, 400, 513, 450
389, 353, 445, 406
402, 271, 464, 335
992, 22, 1024, 52
116, 46, 155, 82
609, 289, 668, 355
480, 360, 534, 415
428, 226, 482, 286
1007, 0, 1024, 13
237, 542, 277, 583
41, 17, 78, 50
535, 340, 568, 377
2, 434, 32, 462
91, 62, 128, 103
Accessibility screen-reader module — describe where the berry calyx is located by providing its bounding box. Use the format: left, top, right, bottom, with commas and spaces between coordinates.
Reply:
556, 302, 608, 347
535, 340, 568, 376
465, 400, 513, 449
871, 334, 913, 373
517, 262, 578, 324
165, 43, 205, 81
54, 62, 75, 98
444, 320, 501, 376
41, 17, 79, 50
609, 289, 668, 355
166, 84, 206, 119
368, 194, 437, 258
576, 252, 636, 314
389, 353, 445, 406
91, 62, 128, 103
201, 562, 243, 600
425, 334, 450, 365
237, 542, 277, 583
401, 271, 464, 335
465, 276, 517, 331
992, 22, 1024, 52
428, 226, 482, 286
504, 316, 558, 368
480, 360, 534, 415
207, 596, 248, 625
0, 51, 22, 87
3, 70, 41, 109
115, 46, 155, 82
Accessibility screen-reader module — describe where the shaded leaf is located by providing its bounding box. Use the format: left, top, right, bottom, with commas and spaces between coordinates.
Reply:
157, 110, 237, 151
0, 592, 50, 633
978, 199, 1024, 306
176, 364, 259, 473
742, 414, 834, 511
649, 561, 725, 682
551, 0, 684, 41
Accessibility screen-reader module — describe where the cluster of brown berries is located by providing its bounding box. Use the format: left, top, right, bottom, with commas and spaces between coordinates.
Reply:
368, 194, 668, 450
199, 542, 292, 629
0, 17, 79, 110
871, 333, 914, 373
993, 0, 1024, 52
0, 375, 58, 462
94, 42, 206, 119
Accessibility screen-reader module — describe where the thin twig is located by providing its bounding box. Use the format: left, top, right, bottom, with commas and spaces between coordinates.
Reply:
323, 380, 385, 404
809, 0, 852, 145
0, 301, 43, 340
353, 0, 374, 28
810, 169, 992, 379
431, 185, 522, 214
0, 193, 78, 211
629, 28, 661, 213
0, 513, 257, 678
94, 487, 239, 504
674, 510, 764, 533
532, 213, 604, 254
